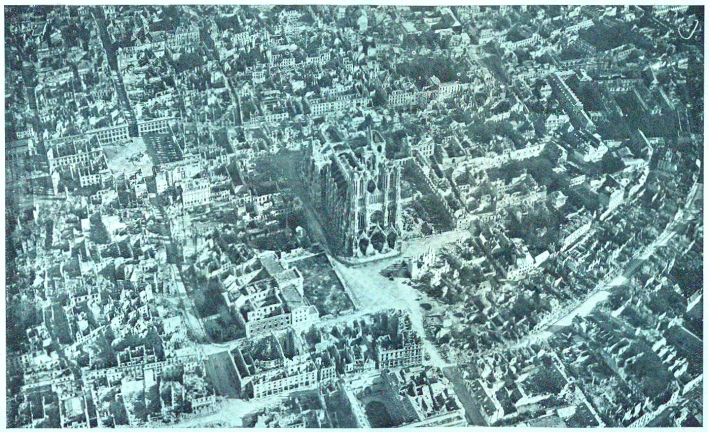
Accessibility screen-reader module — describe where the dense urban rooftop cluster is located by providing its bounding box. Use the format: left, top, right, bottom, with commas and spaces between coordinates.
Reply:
5, 4, 703, 428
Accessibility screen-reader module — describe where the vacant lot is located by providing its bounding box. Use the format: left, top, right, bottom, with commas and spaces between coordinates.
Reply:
292, 254, 354, 316
205, 351, 240, 398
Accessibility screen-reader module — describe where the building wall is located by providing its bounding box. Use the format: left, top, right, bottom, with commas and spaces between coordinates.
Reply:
252, 368, 317, 399
90, 125, 130, 145
306, 130, 403, 259
378, 344, 423, 369
138, 118, 171, 135
245, 312, 291, 338
182, 180, 211, 207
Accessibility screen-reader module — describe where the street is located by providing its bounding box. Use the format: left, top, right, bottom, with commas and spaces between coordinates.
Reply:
204, 351, 240, 399
442, 366, 488, 426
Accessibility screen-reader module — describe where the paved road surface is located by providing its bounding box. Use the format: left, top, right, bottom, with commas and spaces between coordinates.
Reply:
442, 366, 488, 426
205, 351, 240, 398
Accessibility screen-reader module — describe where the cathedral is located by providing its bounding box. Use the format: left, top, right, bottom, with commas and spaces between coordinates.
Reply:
303, 128, 402, 260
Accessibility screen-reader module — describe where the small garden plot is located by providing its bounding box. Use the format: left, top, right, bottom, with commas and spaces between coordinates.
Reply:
292, 253, 354, 316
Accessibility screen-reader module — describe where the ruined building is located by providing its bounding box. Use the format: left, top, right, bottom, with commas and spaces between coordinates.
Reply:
303, 128, 402, 259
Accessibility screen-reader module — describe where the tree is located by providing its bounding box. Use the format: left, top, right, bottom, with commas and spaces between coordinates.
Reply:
218, 304, 232, 322
372, 87, 387, 107
357, 113, 373, 131
89, 214, 111, 244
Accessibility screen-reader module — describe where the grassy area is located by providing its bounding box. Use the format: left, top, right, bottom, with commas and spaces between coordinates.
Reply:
291, 254, 354, 316
401, 163, 454, 233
